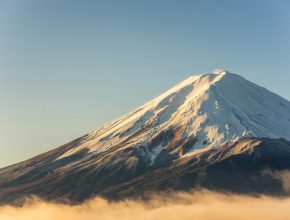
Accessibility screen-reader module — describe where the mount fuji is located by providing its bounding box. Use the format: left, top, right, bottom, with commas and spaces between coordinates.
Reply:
1, 70, 290, 204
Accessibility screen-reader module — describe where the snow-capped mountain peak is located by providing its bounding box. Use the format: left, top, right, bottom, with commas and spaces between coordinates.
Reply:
57, 70, 290, 160
2, 70, 290, 204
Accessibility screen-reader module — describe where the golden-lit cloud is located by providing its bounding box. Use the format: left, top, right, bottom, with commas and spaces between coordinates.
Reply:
1, 190, 290, 220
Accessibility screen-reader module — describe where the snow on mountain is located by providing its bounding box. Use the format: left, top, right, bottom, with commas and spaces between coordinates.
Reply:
56, 70, 290, 162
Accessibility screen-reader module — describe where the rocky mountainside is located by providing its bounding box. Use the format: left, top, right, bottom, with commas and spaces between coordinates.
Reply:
1, 70, 290, 205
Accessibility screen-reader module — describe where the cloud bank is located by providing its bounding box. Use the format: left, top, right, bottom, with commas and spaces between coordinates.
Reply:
1, 191, 290, 220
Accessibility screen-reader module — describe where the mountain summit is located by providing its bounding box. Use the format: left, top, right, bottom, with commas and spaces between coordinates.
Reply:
58, 70, 290, 161
1, 70, 290, 204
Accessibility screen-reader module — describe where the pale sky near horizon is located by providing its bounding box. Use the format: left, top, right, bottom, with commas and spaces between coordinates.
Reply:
0, 0, 290, 167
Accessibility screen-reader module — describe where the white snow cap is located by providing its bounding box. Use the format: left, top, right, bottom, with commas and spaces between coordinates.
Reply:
57, 70, 290, 160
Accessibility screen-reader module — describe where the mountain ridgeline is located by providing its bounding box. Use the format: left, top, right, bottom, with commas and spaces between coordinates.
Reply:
1, 71, 290, 205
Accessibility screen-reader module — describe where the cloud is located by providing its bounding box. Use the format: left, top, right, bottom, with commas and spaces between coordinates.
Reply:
212, 69, 226, 74
1, 191, 290, 220
268, 170, 290, 193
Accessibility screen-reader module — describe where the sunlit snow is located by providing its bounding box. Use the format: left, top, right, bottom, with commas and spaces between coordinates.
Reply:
56, 71, 290, 163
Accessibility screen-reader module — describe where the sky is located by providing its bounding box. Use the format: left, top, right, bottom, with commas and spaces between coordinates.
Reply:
0, 0, 289, 168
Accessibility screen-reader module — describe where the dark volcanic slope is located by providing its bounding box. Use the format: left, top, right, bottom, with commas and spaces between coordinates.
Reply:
1, 137, 290, 204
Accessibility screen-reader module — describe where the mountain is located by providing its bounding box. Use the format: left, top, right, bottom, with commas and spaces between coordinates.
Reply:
1, 70, 290, 205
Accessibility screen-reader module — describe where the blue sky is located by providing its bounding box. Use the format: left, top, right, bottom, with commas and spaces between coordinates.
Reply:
0, 0, 289, 167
